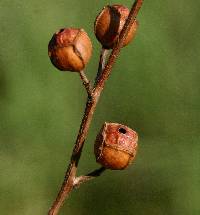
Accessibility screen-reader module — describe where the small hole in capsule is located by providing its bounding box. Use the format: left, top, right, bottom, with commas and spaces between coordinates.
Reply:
118, 128, 126, 134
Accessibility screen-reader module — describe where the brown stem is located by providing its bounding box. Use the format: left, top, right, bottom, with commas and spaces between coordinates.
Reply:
79, 70, 92, 96
48, 1, 143, 215
94, 48, 109, 86
73, 167, 106, 188
48, 96, 98, 215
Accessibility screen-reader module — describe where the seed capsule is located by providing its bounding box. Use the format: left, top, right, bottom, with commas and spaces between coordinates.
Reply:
94, 5, 138, 49
94, 122, 138, 170
48, 28, 92, 72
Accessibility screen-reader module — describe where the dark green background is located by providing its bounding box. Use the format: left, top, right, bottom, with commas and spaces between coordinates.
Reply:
0, 0, 199, 214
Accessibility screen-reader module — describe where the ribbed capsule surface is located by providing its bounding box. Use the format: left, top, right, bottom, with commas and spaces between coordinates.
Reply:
94, 122, 138, 170
94, 5, 138, 49
48, 28, 92, 72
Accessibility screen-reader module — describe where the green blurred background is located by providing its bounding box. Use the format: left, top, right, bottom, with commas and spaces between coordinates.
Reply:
0, 0, 199, 214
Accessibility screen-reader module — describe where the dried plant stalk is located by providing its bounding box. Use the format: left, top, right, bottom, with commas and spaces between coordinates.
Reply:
48, 1, 143, 214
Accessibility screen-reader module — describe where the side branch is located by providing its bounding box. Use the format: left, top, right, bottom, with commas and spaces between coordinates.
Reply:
79, 70, 92, 96
94, 48, 109, 86
73, 167, 106, 188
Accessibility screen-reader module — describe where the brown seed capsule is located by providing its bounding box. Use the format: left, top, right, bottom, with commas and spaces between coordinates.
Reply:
48, 28, 92, 72
94, 5, 139, 49
94, 122, 138, 170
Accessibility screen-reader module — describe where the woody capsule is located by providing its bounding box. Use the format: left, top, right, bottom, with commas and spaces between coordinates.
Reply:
94, 122, 138, 170
94, 4, 139, 49
48, 28, 92, 72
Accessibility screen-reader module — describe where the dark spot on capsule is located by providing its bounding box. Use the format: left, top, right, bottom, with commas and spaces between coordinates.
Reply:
118, 128, 126, 134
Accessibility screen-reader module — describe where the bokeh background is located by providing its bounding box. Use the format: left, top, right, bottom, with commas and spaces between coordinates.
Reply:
0, 0, 199, 214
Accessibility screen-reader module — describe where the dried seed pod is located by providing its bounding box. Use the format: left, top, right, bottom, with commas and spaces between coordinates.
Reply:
94, 122, 138, 170
48, 28, 92, 72
94, 5, 138, 49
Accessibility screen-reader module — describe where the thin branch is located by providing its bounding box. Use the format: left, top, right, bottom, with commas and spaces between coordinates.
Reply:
94, 48, 109, 86
79, 70, 92, 96
48, 96, 98, 215
73, 167, 106, 188
48, 1, 143, 215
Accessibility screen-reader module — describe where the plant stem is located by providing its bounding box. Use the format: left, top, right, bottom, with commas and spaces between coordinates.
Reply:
48, 1, 143, 214
79, 70, 92, 96
94, 48, 109, 86
48, 96, 98, 215
73, 167, 106, 188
